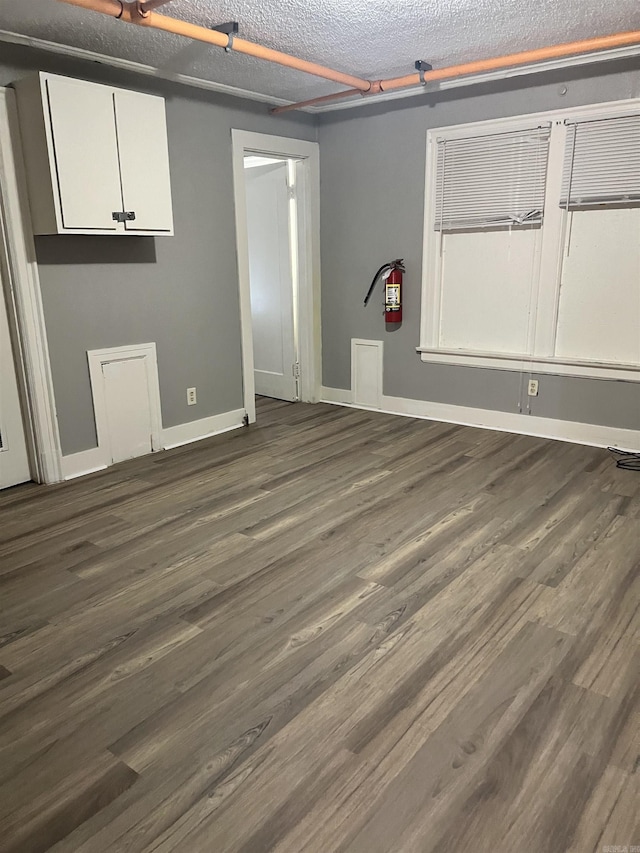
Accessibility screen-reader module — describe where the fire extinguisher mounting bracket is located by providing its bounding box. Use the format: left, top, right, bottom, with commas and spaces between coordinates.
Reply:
414, 60, 433, 85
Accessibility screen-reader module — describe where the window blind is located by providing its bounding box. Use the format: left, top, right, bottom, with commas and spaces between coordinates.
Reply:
561, 114, 640, 207
434, 126, 551, 231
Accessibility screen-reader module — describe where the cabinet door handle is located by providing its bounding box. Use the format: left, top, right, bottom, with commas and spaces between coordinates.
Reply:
112, 211, 136, 222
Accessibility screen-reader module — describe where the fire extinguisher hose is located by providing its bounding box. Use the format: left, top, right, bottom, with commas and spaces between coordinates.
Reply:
363, 259, 404, 306
363, 262, 393, 306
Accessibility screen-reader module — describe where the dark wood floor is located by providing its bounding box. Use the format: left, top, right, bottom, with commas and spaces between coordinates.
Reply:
0, 397, 638, 852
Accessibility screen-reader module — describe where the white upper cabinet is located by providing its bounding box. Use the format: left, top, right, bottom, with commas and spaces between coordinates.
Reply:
13, 73, 174, 236
114, 89, 174, 233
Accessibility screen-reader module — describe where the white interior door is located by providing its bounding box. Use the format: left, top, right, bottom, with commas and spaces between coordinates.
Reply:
245, 160, 297, 401
0, 277, 30, 488
114, 89, 173, 233
46, 76, 122, 231
101, 358, 153, 463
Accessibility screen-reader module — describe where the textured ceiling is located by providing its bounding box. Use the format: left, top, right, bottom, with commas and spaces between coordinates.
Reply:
0, 0, 639, 106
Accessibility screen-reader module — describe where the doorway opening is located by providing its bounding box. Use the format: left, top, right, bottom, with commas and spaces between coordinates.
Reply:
231, 130, 321, 425
244, 154, 301, 404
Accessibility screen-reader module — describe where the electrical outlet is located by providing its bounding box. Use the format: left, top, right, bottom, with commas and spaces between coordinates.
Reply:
528, 379, 539, 397
187, 387, 197, 406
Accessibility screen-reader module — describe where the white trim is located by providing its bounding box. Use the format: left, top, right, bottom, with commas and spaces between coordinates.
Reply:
61, 446, 108, 480
534, 119, 568, 357
420, 97, 640, 382
320, 387, 640, 451
0, 87, 63, 483
321, 385, 354, 405
162, 408, 245, 449
423, 99, 640, 142
311, 44, 640, 113
87, 342, 163, 463
3, 29, 637, 116
417, 349, 640, 382
420, 129, 441, 350
231, 130, 321, 422
0, 30, 292, 110
61, 409, 247, 477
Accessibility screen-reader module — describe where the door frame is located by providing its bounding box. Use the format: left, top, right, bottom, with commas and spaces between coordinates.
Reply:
0, 87, 62, 484
231, 130, 321, 422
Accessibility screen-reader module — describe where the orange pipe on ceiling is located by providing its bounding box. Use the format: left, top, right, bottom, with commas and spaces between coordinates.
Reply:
271, 88, 364, 115
54, 2, 640, 114
275, 28, 640, 112
381, 28, 640, 91
56, 0, 372, 92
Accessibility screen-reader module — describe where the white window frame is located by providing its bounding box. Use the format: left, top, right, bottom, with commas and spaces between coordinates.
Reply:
418, 97, 640, 382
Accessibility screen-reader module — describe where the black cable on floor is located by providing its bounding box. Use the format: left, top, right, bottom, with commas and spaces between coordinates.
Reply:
608, 447, 640, 471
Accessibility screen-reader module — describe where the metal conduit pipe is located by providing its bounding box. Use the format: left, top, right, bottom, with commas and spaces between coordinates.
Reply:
271, 80, 389, 113
272, 28, 640, 113
381, 29, 640, 91
54, 2, 640, 114
56, 0, 372, 92
271, 88, 365, 114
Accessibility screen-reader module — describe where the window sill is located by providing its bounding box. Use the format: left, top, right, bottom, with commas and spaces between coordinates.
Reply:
417, 348, 640, 382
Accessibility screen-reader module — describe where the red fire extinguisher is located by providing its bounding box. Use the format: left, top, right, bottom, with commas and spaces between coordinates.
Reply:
363, 259, 405, 324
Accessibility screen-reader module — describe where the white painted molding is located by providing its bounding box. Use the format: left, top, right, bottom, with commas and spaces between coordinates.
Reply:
3, 28, 638, 116
0, 30, 292, 110
321, 385, 354, 405
61, 408, 247, 478
162, 408, 246, 450
61, 446, 108, 480
311, 45, 640, 113
231, 130, 322, 423
417, 349, 640, 382
87, 342, 163, 463
320, 387, 640, 451
0, 87, 63, 484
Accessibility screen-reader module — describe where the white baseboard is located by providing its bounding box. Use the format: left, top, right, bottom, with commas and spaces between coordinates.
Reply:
162, 408, 246, 450
320, 387, 640, 451
61, 409, 246, 479
61, 446, 108, 480
321, 385, 354, 405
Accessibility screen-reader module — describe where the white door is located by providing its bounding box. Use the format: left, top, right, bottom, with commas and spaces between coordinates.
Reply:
46, 76, 122, 231
0, 277, 30, 488
245, 160, 297, 401
101, 358, 153, 463
114, 89, 174, 233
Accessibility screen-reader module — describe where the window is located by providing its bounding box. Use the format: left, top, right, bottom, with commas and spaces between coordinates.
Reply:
435, 126, 550, 231
419, 100, 640, 381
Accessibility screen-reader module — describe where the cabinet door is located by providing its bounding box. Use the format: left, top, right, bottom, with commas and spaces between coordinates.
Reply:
114, 89, 174, 232
46, 76, 122, 231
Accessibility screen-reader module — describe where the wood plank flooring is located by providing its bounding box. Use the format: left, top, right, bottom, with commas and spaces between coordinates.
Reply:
0, 397, 638, 852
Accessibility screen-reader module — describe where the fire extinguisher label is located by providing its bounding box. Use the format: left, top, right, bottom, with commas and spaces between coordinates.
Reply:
386, 284, 400, 305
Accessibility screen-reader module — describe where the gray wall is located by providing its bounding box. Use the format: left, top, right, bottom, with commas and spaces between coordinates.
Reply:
1, 44, 316, 455
318, 62, 640, 429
